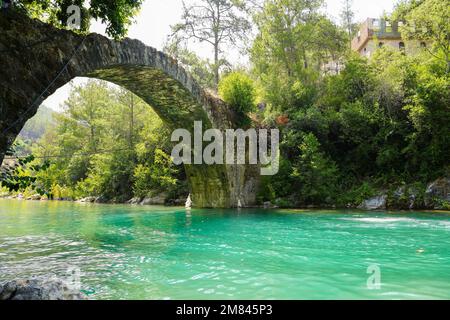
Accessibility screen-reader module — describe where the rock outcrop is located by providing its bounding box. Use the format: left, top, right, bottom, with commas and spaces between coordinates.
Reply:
358, 195, 387, 210
358, 178, 450, 211
140, 194, 167, 205
425, 177, 450, 209
0, 279, 87, 300
77, 197, 97, 203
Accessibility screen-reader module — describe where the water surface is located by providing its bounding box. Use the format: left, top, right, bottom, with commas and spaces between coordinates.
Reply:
1, 199, 449, 299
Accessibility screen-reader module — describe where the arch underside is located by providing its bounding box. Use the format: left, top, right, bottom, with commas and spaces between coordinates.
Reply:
87, 65, 212, 130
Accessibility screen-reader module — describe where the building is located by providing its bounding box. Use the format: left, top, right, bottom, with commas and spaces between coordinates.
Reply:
351, 18, 430, 57
321, 59, 345, 75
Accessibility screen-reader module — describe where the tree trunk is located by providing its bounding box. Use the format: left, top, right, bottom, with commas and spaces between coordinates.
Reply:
129, 94, 134, 148
88, 93, 97, 153
214, 43, 219, 88
213, 1, 220, 89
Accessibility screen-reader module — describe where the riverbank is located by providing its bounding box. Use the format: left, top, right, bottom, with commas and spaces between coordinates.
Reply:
2, 176, 449, 210
1, 191, 449, 211
0, 194, 186, 207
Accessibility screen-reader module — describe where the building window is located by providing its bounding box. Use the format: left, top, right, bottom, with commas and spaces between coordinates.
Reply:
394, 21, 404, 33
373, 19, 380, 32
378, 42, 384, 48
385, 21, 392, 33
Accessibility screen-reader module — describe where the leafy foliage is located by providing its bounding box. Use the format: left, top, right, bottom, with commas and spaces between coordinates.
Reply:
1, 80, 187, 202
393, 0, 450, 72
218, 71, 256, 125
18, 106, 56, 142
291, 133, 339, 204
253, 0, 450, 207
164, 39, 216, 89
15, 0, 143, 38
170, 0, 251, 87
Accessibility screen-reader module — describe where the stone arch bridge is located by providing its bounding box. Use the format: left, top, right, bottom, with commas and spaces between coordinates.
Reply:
0, 10, 259, 208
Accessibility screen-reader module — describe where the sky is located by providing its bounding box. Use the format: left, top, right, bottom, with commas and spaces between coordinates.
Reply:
44, 0, 396, 111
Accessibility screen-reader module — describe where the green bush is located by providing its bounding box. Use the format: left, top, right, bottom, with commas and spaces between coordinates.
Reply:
334, 181, 382, 208
291, 133, 340, 205
219, 71, 256, 116
257, 157, 295, 203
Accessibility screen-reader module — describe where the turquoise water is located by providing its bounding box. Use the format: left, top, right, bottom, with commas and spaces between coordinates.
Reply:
0, 199, 450, 300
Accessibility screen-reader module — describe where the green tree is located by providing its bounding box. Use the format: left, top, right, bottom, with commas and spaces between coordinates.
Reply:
170, 0, 251, 88
291, 133, 339, 204
251, 0, 346, 111
20, 80, 187, 202
164, 38, 216, 89
16, 0, 143, 38
133, 149, 179, 198
252, 25, 449, 207
63, 80, 110, 154
393, 0, 450, 72
340, 0, 357, 48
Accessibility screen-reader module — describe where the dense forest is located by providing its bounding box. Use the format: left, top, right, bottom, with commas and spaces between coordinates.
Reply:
1, 82, 186, 203
1, 0, 449, 209
6, 106, 56, 158
17, 106, 55, 142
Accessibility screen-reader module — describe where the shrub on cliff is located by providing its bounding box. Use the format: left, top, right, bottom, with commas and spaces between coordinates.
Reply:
219, 71, 256, 125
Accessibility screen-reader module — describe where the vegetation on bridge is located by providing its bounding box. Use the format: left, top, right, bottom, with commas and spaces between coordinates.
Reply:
12, 0, 143, 38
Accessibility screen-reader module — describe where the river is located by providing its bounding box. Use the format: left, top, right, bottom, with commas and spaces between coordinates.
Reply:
1, 199, 449, 299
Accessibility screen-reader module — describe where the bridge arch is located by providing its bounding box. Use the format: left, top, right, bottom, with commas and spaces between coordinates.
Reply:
0, 10, 259, 208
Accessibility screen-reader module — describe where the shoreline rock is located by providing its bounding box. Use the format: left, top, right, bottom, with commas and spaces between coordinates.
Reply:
0, 279, 87, 300
2, 177, 450, 210
140, 193, 167, 206
425, 178, 450, 209
77, 196, 97, 203
358, 195, 387, 210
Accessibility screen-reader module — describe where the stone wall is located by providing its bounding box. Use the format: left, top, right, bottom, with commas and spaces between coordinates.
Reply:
359, 39, 432, 57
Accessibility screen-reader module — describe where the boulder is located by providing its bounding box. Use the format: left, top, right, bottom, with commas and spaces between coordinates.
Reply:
165, 197, 187, 206
94, 195, 108, 204
263, 201, 271, 209
127, 197, 142, 205
26, 194, 41, 201
390, 186, 418, 210
140, 193, 167, 205
425, 177, 450, 209
0, 191, 9, 198
358, 195, 387, 210
0, 279, 87, 300
77, 197, 96, 203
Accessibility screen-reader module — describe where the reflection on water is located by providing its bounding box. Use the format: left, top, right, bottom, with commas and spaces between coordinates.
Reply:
0, 199, 450, 300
